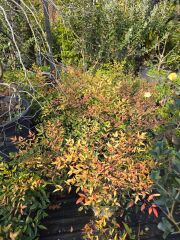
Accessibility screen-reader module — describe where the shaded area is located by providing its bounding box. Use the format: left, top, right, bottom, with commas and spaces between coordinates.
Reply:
39, 191, 93, 240
0, 95, 40, 160
40, 191, 180, 240
0, 117, 33, 160
128, 209, 180, 240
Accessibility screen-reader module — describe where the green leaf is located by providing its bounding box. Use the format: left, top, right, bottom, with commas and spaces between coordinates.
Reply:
123, 222, 132, 235
158, 218, 174, 239
172, 158, 180, 173
38, 225, 47, 230
151, 170, 161, 181
175, 177, 180, 185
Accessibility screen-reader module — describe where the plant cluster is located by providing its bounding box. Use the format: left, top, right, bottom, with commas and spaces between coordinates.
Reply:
53, 0, 179, 72
0, 0, 178, 75
151, 73, 180, 239
0, 69, 167, 239
0, 160, 49, 240
0, 67, 179, 239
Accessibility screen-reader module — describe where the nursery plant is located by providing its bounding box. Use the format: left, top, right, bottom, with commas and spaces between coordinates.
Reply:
1, 67, 177, 239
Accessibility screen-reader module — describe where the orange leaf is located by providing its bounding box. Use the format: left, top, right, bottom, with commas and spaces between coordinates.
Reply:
92, 194, 97, 200
78, 193, 86, 198
128, 200, 134, 208
48, 204, 60, 210
147, 194, 160, 202
21, 205, 27, 209
76, 197, 83, 204
153, 207, 159, 218
83, 188, 89, 193
151, 204, 157, 208
115, 223, 120, 228
84, 198, 89, 203
20, 205, 27, 215
148, 207, 153, 215
141, 203, 146, 212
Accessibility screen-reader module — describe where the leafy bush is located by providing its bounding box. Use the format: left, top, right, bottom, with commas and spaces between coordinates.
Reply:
151, 141, 180, 239
6, 69, 166, 239
151, 73, 180, 239
1, 67, 179, 239
0, 160, 49, 240
54, 0, 179, 72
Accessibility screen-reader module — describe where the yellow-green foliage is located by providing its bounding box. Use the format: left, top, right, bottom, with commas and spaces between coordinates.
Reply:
1, 68, 175, 239
28, 70, 163, 237
0, 160, 49, 240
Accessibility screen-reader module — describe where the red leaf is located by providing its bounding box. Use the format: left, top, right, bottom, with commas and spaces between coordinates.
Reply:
141, 203, 146, 212
128, 200, 134, 208
153, 207, 159, 218
83, 188, 89, 193
151, 204, 157, 208
78, 193, 86, 198
76, 197, 83, 204
48, 204, 60, 210
92, 194, 97, 200
84, 198, 89, 203
148, 207, 153, 215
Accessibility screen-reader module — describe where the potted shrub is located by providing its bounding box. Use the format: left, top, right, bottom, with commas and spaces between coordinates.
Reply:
0, 83, 31, 158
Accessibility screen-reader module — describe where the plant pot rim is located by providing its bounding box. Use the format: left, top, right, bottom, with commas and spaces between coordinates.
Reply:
0, 96, 30, 129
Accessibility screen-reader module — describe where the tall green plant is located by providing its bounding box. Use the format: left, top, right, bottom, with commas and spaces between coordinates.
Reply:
54, 0, 178, 72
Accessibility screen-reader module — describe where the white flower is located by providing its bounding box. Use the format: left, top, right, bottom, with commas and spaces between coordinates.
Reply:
144, 92, 152, 98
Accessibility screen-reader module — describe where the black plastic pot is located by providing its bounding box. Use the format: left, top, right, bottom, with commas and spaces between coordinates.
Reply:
0, 96, 31, 136
0, 96, 31, 159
